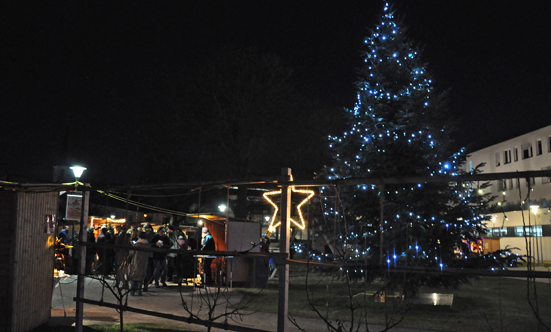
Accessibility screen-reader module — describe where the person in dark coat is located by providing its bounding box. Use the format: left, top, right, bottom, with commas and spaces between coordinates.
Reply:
255, 237, 270, 288
85, 226, 96, 274
96, 227, 110, 276
128, 232, 151, 296
175, 233, 194, 285
58, 225, 71, 245
114, 226, 130, 288
150, 226, 172, 287
143, 223, 155, 289
166, 225, 178, 282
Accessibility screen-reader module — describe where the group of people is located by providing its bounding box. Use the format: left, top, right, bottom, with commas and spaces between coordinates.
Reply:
76, 223, 215, 296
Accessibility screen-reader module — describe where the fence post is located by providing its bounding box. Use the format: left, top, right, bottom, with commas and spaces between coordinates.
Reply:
277, 168, 291, 332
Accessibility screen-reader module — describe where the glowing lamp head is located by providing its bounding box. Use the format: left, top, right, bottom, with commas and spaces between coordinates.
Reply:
530, 205, 539, 215
70, 166, 87, 179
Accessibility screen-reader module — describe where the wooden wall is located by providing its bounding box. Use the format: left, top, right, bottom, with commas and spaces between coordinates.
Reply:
0, 191, 58, 332
0, 192, 16, 329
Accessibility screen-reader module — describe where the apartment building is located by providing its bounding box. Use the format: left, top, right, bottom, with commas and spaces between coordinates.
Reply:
465, 125, 551, 263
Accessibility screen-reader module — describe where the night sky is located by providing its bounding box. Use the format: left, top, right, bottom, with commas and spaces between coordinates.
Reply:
2, 1, 550, 184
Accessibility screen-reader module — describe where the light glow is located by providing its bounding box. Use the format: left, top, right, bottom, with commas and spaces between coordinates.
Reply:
70, 166, 87, 179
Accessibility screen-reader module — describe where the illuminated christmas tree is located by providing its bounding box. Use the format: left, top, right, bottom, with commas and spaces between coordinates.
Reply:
321, 2, 494, 291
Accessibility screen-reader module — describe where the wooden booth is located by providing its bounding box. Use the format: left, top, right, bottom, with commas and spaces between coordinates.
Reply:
190, 215, 262, 287
0, 190, 59, 332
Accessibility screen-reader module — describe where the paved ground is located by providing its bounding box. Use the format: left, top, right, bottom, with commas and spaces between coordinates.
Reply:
49, 274, 438, 332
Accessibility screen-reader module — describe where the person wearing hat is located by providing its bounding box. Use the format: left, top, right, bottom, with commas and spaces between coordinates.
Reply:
150, 226, 172, 287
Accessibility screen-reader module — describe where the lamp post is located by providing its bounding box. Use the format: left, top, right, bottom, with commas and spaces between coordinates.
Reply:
72, 166, 89, 332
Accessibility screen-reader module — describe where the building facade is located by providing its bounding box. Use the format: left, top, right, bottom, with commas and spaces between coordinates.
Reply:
465, 125, 551, 263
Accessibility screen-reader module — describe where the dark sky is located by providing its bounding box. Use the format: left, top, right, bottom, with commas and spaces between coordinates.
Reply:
2, 1, 550, 184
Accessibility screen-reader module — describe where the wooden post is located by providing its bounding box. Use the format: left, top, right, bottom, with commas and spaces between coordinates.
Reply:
277, 168, 292, 332
75, 183, 90, 332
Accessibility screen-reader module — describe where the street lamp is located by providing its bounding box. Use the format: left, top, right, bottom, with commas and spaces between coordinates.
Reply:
218, 204, 226, 213
74, 166, 89, 332
70, 166, 87, 190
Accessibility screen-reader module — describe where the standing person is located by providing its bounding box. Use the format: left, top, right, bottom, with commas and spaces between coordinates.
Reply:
95, 227, 109, 276
86, 226, 96, 274
128, 232, 151, 296
114, 225, 130, 288
256, 237, 270, 288
187, 232, 198, 281
150, 226, 172, 287
175, 233, 191, 286
143, 223, 155, 290
58, 225, 71, 245
105, 225, 115, 274
144, 223, 155, 242
201, 227, 216, 286
129, 226, 139, 244
166, 225, 178, 282
70, 229, 80, 274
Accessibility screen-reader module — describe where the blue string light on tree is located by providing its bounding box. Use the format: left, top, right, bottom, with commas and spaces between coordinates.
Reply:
319, 1, 495, 291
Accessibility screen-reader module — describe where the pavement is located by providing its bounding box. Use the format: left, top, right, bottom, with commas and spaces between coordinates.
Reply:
49, 274, 438, 332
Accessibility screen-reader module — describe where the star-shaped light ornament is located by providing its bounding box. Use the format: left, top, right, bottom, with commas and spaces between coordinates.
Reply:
263, 186, 315, 235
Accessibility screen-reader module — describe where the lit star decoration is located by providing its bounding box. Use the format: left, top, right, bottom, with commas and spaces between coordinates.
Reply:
264, 186, 315, 234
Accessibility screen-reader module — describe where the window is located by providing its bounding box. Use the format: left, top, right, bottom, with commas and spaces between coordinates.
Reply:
488, 228, 507, 237
514, 147, 519, 161
522, 143, 533, 159
536, 139, 543, 155
504, 149, 512, 164
495, 152, 500, 166
548, 136, 551, 152
515, 226, 542, 237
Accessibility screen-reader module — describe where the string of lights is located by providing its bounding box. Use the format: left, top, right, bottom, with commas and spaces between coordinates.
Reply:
97, 190, 191, 217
